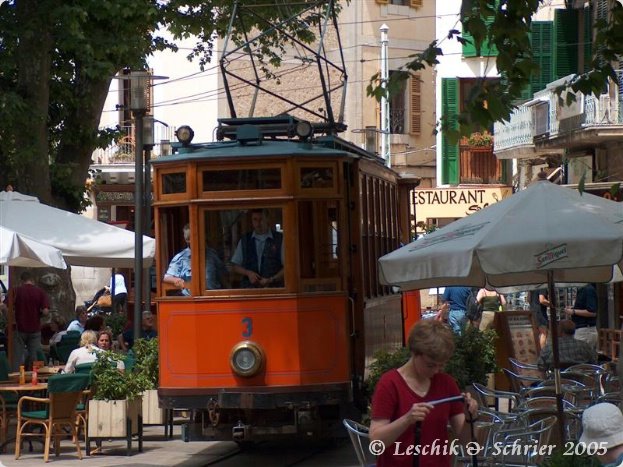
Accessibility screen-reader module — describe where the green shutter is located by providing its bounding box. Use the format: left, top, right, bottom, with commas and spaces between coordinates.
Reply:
554, 9, 579, 80
442, 78, 459, 185
531, 21, 554, 95
462, 16, 498, 58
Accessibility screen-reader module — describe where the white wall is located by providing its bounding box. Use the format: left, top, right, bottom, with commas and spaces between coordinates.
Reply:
434, 0, 499, 186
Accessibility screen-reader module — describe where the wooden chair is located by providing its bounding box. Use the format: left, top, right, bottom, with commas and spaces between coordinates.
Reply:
15, 373, 90, 462
0, 351, 18, 448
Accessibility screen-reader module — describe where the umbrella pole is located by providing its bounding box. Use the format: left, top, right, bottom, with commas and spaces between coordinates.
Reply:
547, 271, 565, 444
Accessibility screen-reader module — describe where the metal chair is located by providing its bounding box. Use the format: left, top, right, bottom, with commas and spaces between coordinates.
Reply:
502, 368, 542, 396
472, 382, 523, 413
508, 358, 545, 380
342, 419, 374, 467
491, 415, 557, 466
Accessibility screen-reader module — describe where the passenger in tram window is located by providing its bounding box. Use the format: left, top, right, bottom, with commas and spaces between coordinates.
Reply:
230, 208, 284, 288
163, 223, 228, 294
163, 224, 192, 295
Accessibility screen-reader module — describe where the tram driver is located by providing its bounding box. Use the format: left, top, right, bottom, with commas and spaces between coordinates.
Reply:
230, 208, 284, 288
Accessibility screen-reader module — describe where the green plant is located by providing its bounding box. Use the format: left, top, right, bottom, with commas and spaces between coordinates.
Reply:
467, 131, 494, 147
445, 326, 497, 390
364, 326, 498, 399
133, 338, 159, 389
539, 449, 600, 466
104, 311, 128, 338
91, 350, 151, 401
365, 346, 410, 399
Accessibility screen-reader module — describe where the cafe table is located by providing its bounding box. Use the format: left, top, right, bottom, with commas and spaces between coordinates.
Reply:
8, 366, 63, 383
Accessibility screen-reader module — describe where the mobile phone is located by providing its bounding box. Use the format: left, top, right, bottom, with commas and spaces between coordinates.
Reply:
429, 395, 465, 406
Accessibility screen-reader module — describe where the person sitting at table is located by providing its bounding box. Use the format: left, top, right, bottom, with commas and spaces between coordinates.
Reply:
66, 306, 88, 333
84, 315, 105, 333
537, 319, 597, 371
42, 314, 67, 357
117, 311, 157, 352
64, 330, 124, 373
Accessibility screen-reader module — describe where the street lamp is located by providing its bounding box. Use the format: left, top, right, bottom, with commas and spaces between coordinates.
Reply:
129, 70, 150, 344
124, 70, 167, 343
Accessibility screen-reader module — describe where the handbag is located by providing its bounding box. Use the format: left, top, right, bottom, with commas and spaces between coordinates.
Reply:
97, 293, 112, 307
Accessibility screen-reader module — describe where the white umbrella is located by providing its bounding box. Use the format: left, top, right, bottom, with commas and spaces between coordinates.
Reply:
379, 178, 623, 442
0, 226, 67, 269
0, 191, 155, 268
380, 180, 623, 290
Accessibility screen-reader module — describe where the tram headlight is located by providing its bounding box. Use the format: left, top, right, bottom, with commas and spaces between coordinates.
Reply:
295, 120, 313, 140
230, 341, 265, 377
175, 125, 195, 145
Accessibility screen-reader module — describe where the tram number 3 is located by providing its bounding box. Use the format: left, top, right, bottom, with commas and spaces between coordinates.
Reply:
242, 317, 253, 338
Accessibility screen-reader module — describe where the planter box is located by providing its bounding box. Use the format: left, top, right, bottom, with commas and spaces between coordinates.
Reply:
88, 398, 142, 438
142, 389, 166, 425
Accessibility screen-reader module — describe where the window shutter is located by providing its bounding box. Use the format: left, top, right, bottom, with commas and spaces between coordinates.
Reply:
554, 9, 579, 80
531, 21, 554, 95
441, 78, 459, 185
410, 0, 423, 7
410, 75, 421, 135
462, 5, 498, 57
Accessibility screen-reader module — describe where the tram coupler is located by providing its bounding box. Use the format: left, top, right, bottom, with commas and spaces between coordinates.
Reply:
232, 420, 250, 441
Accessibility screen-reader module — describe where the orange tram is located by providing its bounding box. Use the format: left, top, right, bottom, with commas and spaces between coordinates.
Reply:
151, 116, 420, 442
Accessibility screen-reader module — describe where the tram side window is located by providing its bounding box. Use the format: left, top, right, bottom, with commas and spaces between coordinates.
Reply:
159, 207, 190, 296
201, 208, 285, 291
298, 200, 341, 293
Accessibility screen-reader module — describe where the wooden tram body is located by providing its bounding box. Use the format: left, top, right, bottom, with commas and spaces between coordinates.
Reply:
151, 117, 419, 442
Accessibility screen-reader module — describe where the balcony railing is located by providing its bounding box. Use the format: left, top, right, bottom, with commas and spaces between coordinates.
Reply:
92, 121, 175, 165
494, 71, 623, 155
459, 138, 503, 184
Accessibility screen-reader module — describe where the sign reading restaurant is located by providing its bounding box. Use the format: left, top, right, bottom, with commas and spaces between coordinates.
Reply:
415, 186, 512, 221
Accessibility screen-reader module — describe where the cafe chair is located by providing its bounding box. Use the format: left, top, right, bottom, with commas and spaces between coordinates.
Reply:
51, 331, 81, 364
342, 419, 375, 467
0, 351, 18, 448
15, 373, 90, 462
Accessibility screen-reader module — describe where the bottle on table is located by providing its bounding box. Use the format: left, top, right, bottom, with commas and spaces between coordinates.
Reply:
19, 365, 25, 385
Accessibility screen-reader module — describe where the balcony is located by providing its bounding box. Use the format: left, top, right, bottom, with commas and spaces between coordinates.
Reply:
459, 136, 504, 184
494, 72, 623, 159
91, 122, 175, 165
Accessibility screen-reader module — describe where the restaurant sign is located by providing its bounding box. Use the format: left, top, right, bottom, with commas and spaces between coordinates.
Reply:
415, 186, 512, 220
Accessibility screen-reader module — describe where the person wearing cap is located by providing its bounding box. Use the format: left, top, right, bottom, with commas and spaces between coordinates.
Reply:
537, 319, 596, 371
580, 402, 623, 466
117, 311, 157, 352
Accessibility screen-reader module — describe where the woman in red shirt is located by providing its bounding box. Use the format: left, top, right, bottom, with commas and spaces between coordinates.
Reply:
370, 320, 478, 467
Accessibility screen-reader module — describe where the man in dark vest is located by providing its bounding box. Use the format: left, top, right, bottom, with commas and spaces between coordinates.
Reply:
230, 209, 284, 288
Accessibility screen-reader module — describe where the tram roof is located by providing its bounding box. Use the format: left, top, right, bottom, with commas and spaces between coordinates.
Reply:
151, 135, 386, 166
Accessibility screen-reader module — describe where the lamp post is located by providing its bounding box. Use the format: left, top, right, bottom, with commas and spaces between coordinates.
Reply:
143, 115, 154, 311
129, 71, 150, 343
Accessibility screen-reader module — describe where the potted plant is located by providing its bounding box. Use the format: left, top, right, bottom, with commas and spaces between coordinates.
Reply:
365, 326, 497, 399
87, 350, 150, 439
133, 338, 165, 425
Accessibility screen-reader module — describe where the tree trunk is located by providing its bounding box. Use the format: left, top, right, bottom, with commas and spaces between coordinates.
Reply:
14, 0, 53, 204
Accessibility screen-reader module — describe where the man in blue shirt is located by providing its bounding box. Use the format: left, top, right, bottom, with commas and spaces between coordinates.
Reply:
163, 224, 227, 294
441, 286, 472, 334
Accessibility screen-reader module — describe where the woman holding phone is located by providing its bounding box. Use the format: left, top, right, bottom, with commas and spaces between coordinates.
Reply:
370, 319, 478, 467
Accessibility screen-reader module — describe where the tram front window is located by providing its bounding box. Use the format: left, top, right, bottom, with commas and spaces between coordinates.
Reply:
202, 208, 284, 291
